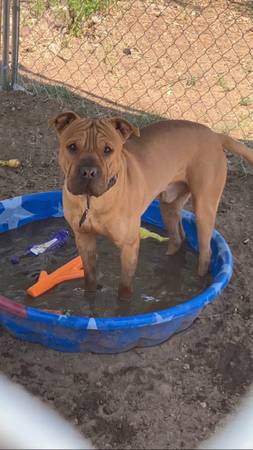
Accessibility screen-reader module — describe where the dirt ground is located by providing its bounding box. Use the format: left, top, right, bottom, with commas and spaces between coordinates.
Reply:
0, 91, 253, 449
19, 0, 253, 139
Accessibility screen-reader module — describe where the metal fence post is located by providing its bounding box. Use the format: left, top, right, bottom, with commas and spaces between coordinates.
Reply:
0, 0, 3, 58
1, 0, 11, 90
11, 0, 20, 89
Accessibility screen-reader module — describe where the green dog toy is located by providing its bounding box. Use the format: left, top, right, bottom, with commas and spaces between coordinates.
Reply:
140, 227, 168, 242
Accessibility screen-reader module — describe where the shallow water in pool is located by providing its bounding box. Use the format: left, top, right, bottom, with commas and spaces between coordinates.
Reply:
0, 218, 211, 317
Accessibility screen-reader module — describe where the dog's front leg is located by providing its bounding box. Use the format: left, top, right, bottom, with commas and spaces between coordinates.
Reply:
75, 231, 97, 292
118, 236, 140, 299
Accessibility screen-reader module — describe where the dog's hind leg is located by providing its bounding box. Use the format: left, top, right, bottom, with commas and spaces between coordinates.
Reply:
160, 183, 190, 255
193, 195, 221, 276
190, 154, 227, 276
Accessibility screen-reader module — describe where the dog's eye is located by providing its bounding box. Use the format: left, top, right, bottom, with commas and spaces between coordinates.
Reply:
68, 143, 77, 153
104, 146, 112, 155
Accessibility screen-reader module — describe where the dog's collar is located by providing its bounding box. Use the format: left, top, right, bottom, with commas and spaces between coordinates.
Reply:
79, 174, 118, 228
79, 195, 90, 228
107, 174, 118, 191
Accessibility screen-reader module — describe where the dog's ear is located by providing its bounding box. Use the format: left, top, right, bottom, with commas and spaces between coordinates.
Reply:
49, 111, 80, 135
109, 117, 140, 142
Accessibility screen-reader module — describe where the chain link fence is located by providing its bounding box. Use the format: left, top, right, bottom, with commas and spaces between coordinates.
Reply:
1, 0, 253, 138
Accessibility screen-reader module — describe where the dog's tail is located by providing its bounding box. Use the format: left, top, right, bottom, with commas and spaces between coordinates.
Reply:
218, 133, 253, 166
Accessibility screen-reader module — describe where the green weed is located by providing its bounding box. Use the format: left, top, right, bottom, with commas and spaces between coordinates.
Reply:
186, 76, 197, 87
29, 0, 114, 36
66, 0, 114, 36
217, 75, 232, 92
240, 96, 252, 107
31, 0, 47, 18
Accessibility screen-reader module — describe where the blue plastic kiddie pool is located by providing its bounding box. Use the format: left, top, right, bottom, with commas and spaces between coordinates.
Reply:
0, 192, 233, 353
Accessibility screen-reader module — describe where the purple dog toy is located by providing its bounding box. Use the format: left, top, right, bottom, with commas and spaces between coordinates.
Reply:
10, 229, 70, 264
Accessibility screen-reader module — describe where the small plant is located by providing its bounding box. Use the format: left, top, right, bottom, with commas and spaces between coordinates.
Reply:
167, 84, 173, 96
186, 75, 197, 87
240, 96, 252, 107
217, 75, 232, 92
67, 0, 114, 36
29, 0, 114, 36
31, 0, 47, 19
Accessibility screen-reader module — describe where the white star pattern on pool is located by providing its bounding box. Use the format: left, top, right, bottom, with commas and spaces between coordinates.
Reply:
0, 196, 35, 230
87, 318, 98, 330
52, 201, 64, 218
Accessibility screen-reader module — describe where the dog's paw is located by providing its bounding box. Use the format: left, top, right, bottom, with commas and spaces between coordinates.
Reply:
197, 261, 210, 277
166, 239, 182, 255
117, 284, 133, 300
84, 279, 97, 292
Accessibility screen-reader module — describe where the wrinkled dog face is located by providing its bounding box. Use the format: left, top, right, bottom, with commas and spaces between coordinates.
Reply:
50, 111, 139, 197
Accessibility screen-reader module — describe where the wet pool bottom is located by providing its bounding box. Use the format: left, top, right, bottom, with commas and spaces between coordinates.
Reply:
0, 218, 211, 317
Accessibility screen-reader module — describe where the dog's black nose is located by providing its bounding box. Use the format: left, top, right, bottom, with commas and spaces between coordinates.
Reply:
80, 166, 99, 179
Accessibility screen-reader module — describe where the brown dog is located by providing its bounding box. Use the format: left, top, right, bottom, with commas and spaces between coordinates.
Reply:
50, 112, 253, 299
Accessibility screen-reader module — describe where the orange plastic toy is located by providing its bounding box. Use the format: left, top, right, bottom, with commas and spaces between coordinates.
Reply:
27, 256, 84, 298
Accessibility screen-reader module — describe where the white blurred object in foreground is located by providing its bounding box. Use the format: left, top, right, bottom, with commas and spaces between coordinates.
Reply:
0, 372, 252, 449
0, 374, 92, 449
200, 387, 253, 449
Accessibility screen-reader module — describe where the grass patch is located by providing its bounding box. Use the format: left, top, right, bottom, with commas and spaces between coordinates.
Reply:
217, 75, 233, 92
29, 0, 115, 36
23, 79, 163, 127
27, 82, 75, 103
240, 96, 252, 107
68, 0, 114, 36
31, 0, 47, 18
